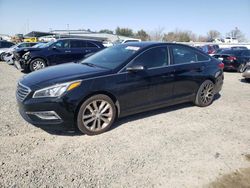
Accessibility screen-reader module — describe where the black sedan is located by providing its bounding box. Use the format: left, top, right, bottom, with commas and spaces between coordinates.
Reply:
213, 49, 250, 72
16, 42, 224, 135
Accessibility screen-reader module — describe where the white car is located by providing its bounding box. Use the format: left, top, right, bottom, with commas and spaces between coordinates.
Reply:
0, 42, 37, 60
113, 38, 141, 45
38, 35, 56, 42
102, 40, 113, 47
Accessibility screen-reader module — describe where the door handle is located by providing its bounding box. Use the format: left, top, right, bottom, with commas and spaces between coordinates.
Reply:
65, 50, 71, 53
161, 73, 175, 78
85, 50, 92, 53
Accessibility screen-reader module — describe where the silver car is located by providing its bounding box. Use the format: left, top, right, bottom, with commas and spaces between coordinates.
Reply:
242, 62, 250, 82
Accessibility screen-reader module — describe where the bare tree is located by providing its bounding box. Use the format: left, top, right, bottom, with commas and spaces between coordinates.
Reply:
163, 29, 195, 42
150, 27, 165, 41
227, 27, 246, 42
207, 30, 221, 40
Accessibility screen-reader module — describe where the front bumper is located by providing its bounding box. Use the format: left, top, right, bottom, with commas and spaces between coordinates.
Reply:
17, 97, 77, 131
14, 58, 28, 70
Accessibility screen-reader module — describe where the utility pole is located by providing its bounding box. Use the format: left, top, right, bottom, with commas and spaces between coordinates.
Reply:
67, 24, 70, 35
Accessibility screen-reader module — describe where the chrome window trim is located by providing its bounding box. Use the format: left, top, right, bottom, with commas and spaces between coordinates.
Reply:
119, 45, 170, 73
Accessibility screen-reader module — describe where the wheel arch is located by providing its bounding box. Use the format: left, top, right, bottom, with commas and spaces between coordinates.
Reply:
73, 91, 120, 126
29, 56, 49, 66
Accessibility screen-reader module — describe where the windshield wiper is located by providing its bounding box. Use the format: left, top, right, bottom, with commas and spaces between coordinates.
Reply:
81, 62, 110, 69
82, 62, 97, 67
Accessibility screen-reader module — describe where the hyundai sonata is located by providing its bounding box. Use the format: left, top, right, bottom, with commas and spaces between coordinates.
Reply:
16, 42, 224, 135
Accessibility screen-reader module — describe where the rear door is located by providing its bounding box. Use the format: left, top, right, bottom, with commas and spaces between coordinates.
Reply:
170, 44, 210, 100
69, 40, 86, 62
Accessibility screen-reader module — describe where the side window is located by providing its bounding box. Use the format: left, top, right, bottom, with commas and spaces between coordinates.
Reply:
70, 40, 84, 48
131, 47, 169, 69
243, 50, 250, 56
54, 40, 70, 48
172, 45, 209, 64
86, 42, 98, 48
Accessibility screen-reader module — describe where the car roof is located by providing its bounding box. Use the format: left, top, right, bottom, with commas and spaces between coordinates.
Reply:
117, 41, 194, 49
56, 38, 101, 42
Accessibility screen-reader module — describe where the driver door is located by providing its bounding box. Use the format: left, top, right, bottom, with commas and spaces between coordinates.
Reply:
118, 46, 175, 115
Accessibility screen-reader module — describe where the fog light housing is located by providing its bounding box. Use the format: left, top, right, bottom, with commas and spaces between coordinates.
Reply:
26, 111, 61, 120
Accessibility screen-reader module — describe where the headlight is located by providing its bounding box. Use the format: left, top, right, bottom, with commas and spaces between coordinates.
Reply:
33, 80, 81, 98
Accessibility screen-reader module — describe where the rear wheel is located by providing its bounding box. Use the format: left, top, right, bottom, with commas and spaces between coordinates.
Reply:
77, 94, 116, 135
195, 80, 215, 107
29, 58, 46, 72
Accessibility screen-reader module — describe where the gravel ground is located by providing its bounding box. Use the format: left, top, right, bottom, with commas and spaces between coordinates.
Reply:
0, 61, 250, 188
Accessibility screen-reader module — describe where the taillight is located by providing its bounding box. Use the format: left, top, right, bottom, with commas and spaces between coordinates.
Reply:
218, 62, 224, 69
227, 56, 237, 61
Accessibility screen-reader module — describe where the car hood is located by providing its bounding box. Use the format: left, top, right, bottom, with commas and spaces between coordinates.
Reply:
16, 47, 42, 53
20, 63, 111, 89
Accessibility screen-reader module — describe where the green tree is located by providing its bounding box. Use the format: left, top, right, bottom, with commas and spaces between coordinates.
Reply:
135, 29, 150, 41
115, 27, 134, 37
99, 29, 114, 34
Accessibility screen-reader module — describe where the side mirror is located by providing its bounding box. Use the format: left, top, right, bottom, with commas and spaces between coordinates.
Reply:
126, 65, 145, 72
52, 46, 57, 50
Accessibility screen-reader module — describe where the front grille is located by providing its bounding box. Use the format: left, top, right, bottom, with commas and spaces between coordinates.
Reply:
16, 82, 31, 101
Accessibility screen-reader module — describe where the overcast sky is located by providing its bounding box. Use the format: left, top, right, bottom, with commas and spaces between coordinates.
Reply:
0, 0, 250, 41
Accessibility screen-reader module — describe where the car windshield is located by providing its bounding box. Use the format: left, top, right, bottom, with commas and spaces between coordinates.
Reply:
33, 43, 45, 48
40, 40, 55, 48
81, 45, 140, 69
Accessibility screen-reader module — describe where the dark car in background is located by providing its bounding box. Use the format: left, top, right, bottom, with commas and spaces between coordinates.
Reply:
0, 40, 15, 49
200, 45, 219, 55
14, 38, 104, 72
16, 42, 224, 135
213, 49, 250, 72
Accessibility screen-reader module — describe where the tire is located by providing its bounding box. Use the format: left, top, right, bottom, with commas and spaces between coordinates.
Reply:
77, 94, 116, 135
195, 80, 215, 107
245, 78, 250, 82
237, 64, 246, 73
0, 53, 5, 61
29, 58, 46, 72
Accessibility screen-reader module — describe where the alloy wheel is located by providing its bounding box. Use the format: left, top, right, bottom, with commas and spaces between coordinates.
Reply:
32, 60, 45, 71
199, 82, 214, 105
82, 100, 113, 132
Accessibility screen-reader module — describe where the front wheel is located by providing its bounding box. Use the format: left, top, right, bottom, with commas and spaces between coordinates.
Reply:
0, 53, 6, 61
77, 94, 116, 135
195, 80, 215, 107
29, 58, 46, 72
